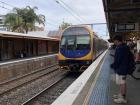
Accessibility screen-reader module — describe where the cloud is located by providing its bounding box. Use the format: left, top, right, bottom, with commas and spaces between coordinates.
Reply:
0, 0, 108, 39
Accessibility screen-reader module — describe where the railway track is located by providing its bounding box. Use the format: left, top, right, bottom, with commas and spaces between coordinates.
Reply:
0, 64, 59, 95
0, 68, 68, 105
21, 72, 81, 105
0, 64, 58, 86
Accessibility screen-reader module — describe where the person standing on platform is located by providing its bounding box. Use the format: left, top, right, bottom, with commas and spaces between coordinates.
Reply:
111, 35, 130, 104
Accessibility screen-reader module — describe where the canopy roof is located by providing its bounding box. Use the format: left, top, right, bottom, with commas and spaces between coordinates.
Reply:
103, 0, 140, 40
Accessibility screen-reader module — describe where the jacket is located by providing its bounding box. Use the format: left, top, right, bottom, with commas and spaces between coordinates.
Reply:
112, 43, 130, 75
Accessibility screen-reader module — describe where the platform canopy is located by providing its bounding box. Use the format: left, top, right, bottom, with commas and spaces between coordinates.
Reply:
103, 0, 140, 41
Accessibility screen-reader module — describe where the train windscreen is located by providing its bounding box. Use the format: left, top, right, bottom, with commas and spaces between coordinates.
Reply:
60, 35, 90, 50
61, 27, 90, 50
76, 35, 90, 50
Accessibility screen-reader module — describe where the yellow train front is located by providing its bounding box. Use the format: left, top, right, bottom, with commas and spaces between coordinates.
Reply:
58, 25, 107, 71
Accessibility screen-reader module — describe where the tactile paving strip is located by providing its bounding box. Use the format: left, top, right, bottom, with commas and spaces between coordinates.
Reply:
88, 51, 112, 105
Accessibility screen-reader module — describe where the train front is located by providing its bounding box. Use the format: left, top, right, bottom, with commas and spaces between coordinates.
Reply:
58, 26, 93, 71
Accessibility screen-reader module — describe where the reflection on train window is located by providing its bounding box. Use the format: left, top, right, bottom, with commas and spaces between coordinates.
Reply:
67, 36, 75, 50
67, 36, 75, 45
60, 35, 90, 50
61, 37, 66, 46
76, 35, 90, 50
77, 36, 90, 44
60, 36, 67, 49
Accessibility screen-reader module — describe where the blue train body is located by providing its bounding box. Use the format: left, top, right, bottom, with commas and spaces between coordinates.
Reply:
58, 25, 108, 71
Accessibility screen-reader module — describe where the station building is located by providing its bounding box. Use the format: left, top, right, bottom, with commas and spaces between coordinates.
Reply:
0, 31, 60, 61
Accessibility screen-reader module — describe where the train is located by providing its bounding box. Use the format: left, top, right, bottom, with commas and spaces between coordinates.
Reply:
58, 25, 108, 71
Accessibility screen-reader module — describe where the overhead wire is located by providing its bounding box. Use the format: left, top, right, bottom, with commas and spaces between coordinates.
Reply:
0, 1, 15, 8
0, 0, 84, 26
58, 0, 87, 23
0, 1, 60, 29
46, 21, 58, 27
0, 5, 11, 10
54, 0, 83, 23
46, 17, 61, 26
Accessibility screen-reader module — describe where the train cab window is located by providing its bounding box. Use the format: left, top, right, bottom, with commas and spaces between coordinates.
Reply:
67, 37, 75, 45
67, 36, 75, 50
61, 37, 66, 46
60, 36, 67, 49
76, 35, 90, 50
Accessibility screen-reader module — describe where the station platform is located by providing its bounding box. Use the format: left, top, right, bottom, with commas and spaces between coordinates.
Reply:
87, 50, 140, 105
52, 50, 140, 105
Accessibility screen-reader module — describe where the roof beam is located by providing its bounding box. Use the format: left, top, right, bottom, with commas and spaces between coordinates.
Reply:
105, 7, 140, 12
108, 0, 129, 8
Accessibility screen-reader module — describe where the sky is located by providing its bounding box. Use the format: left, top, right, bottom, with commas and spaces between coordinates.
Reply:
0, 0, 109, 39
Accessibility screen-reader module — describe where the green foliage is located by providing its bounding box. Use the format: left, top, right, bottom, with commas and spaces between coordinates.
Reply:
60, 22, 71, 30
4, 13, 22, 32
4, 6, 45, 33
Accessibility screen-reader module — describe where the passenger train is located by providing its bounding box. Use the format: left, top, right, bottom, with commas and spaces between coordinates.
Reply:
58, 25, 108, 71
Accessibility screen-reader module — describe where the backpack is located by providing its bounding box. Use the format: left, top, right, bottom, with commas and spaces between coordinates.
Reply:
128, 51, 136, 75
128, 50, 140, 80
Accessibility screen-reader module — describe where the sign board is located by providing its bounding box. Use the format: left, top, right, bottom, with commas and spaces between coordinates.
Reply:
115, 23, 139, 32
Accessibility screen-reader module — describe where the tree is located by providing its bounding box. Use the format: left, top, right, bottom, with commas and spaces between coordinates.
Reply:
60, 22, 72, 30
4, 13, 23, 32
4, 6, 45, 33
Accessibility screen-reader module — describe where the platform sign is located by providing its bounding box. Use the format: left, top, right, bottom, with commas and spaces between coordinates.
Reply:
115, 23, 139, 32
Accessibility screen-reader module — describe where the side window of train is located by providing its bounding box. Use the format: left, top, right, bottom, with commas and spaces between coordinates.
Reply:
93, 38, 96, 57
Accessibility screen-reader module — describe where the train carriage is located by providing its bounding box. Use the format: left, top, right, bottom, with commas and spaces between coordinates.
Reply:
58, 25, 108, 71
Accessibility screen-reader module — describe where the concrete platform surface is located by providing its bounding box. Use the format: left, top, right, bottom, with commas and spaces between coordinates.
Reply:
110, 65, 140, 105
88, 50, 140, 105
